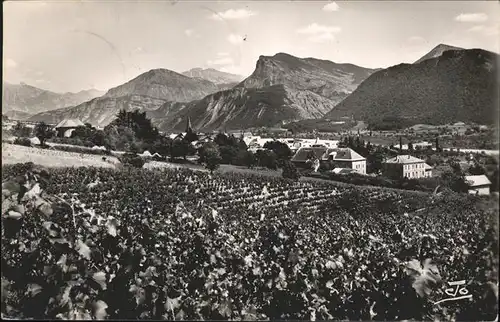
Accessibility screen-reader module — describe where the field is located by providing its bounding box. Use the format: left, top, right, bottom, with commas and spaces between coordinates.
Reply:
1, 163, 498, 320
2, 143, 119, 168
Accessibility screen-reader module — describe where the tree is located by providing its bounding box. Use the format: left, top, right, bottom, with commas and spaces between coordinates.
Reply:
408, 141, 414, 152
72, 124, 95, 139
34, 122, 54, 147
440, 162, 469, 193
219, 145, 239, 164
12, 122, 32, 138
241, 150, 256, 168
171, 139, 192, 160
435, 137, 441, 152
150, 135, 173, 157
91, 130, 106, 147
489, 169, 499, 192
468, 162, 486, 175
214, 133, 238, 147
365, 141, 373, 154
111, 109, 159, 142
199, 142, 222, 173
263, 141, 292, 165
367, 150, 385, 174
282, 161, 300, 181
255, 150, 278, 170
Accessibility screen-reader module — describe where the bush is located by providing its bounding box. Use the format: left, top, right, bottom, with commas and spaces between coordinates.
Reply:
119, 153, 145, 168
51, 144, 110, 156
13, 137, 32, 147
282, 161, 301, 181
316, 171, 437, 193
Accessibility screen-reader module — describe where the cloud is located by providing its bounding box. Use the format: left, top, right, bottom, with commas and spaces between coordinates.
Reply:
455, 13, 488, 23
207, 57, 234, 66
227, 33, 245, 45
209, 8, 256, 21
184, 29, 194, 37
5, 58, 17, 69
297, 23, 341, 43
322, 2, 340, 12
467, 24, 499, 36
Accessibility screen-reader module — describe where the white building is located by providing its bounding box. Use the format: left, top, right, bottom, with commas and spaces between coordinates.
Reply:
383, 155, 433, 179
327, 148, 366, 175
465, 175, 492, 196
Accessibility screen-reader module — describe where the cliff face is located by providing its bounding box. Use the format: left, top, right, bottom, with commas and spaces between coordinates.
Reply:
237, 53, 378, 101
154, 85, 338, 132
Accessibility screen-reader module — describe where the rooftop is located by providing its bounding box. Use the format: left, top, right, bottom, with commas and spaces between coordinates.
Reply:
385, 155, 425, 164
292, 147, 365, 162
55, 119, 85, 128
465, 175, 492, 187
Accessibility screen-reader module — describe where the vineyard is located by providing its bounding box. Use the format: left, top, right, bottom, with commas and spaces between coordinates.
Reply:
1, 163, 498, 320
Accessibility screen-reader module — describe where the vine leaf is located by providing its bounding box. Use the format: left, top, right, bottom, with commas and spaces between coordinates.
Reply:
106, 216, 119, 237
165, 295, 181, 312
405, 258, 442, 297
26, 283, 43, 297
218, 300, 232, 318
76, 239, 92, 260
92, 272, 107, 290
130, 285, 146, 306
93, 300, 108, 319
6, 211, 22, 220
21, 183, 41, 201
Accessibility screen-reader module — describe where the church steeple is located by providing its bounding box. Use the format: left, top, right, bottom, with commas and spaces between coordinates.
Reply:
186, 116, 193, 134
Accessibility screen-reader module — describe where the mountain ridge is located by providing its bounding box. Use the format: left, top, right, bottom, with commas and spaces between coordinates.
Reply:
28, 54, 376, 129
2, 82, 105, 119
182, 68, 244, 85
414, 43, 464, 64
28, 68, 224, 126
325, 48, 498, 126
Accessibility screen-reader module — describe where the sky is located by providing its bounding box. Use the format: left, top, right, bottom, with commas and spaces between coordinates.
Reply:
3, 0, 500, 93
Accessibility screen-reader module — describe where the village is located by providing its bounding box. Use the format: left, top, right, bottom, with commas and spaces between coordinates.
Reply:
3, 115, 498, 196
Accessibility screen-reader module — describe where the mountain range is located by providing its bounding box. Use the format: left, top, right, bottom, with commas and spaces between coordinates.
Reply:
28, 53, 378, 129
22, 43, 499, 131
157, 53, 378, 131
27, 69, 224, 126
2, 82, 104, 120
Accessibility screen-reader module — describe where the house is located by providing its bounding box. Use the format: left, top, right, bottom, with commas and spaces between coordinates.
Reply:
55, 119, 85, 137
465, 175, 491, 196
291, 147, 332, 168
326, 148, 366, 175
291, 147, 366, 174
383, 155, 432, 179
